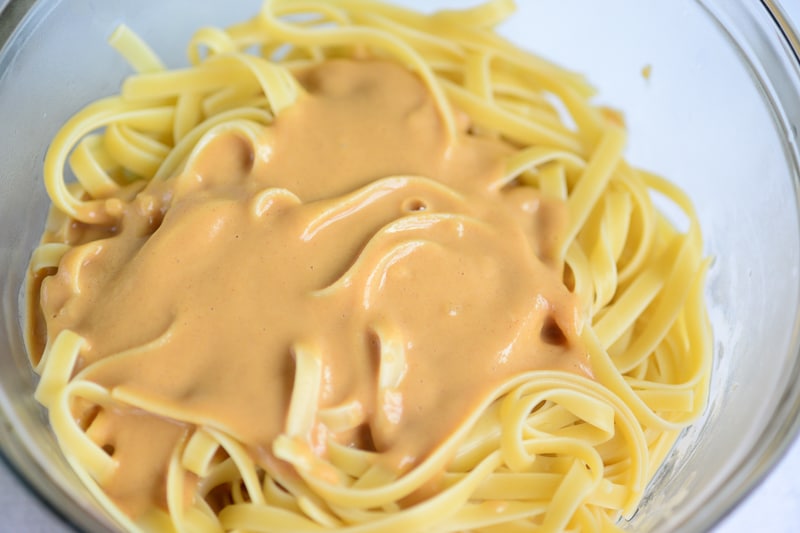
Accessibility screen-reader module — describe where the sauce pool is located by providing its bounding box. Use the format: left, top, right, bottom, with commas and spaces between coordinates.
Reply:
33, 59, 590, 517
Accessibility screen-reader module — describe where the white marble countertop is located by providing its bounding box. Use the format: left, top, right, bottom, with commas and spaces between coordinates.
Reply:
3, 1, 800, 532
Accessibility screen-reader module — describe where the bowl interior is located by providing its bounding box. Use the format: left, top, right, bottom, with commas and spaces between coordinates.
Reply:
1, 1, 799, 531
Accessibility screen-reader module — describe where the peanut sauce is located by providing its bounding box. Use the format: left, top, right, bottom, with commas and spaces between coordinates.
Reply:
33, 59, 590, 517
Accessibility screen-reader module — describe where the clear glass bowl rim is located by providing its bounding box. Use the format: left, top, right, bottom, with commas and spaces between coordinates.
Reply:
1, 0, 800, 531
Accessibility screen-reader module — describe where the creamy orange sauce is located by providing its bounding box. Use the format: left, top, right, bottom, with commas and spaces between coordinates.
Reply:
32, 59, 590, 517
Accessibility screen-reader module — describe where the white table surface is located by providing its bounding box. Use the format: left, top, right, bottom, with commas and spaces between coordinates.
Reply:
3, 2, 800, 532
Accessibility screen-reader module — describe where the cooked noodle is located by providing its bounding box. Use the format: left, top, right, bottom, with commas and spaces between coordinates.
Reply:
26, 1, 711, 531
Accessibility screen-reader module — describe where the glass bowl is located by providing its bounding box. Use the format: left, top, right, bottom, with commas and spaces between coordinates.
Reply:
1, 0, 799, 531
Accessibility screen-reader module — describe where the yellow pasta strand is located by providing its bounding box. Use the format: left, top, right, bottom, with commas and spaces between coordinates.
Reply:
26, 1, 712, 532
109, 24, 166, 73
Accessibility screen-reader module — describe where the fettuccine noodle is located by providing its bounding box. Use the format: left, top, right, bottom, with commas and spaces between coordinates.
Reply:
25, 1, 711, 532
